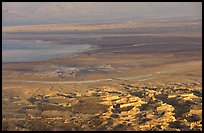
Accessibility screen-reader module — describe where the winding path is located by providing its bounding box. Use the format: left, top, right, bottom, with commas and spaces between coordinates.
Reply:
4, 74, 153, 84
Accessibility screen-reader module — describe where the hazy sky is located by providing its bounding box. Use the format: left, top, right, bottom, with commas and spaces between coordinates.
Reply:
2, 2, 202, 26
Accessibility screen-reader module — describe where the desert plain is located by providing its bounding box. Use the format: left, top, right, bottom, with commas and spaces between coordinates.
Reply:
2, 19, 202, 131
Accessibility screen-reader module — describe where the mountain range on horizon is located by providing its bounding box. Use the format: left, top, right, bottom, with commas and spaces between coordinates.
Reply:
2, 2, 202, 26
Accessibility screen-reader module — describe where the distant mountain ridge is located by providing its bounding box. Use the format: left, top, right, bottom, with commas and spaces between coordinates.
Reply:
2, 2, 202, 26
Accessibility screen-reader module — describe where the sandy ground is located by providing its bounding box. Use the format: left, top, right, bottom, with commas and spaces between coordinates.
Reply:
2, 21, 202, 131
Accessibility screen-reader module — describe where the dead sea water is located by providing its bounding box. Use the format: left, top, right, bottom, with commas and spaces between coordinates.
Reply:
2, 40, 92, 62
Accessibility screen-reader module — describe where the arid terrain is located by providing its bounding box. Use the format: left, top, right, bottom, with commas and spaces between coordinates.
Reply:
2, 19, 202, 131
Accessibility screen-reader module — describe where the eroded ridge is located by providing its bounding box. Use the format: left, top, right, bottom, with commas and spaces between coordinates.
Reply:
2, 81, 202, 131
